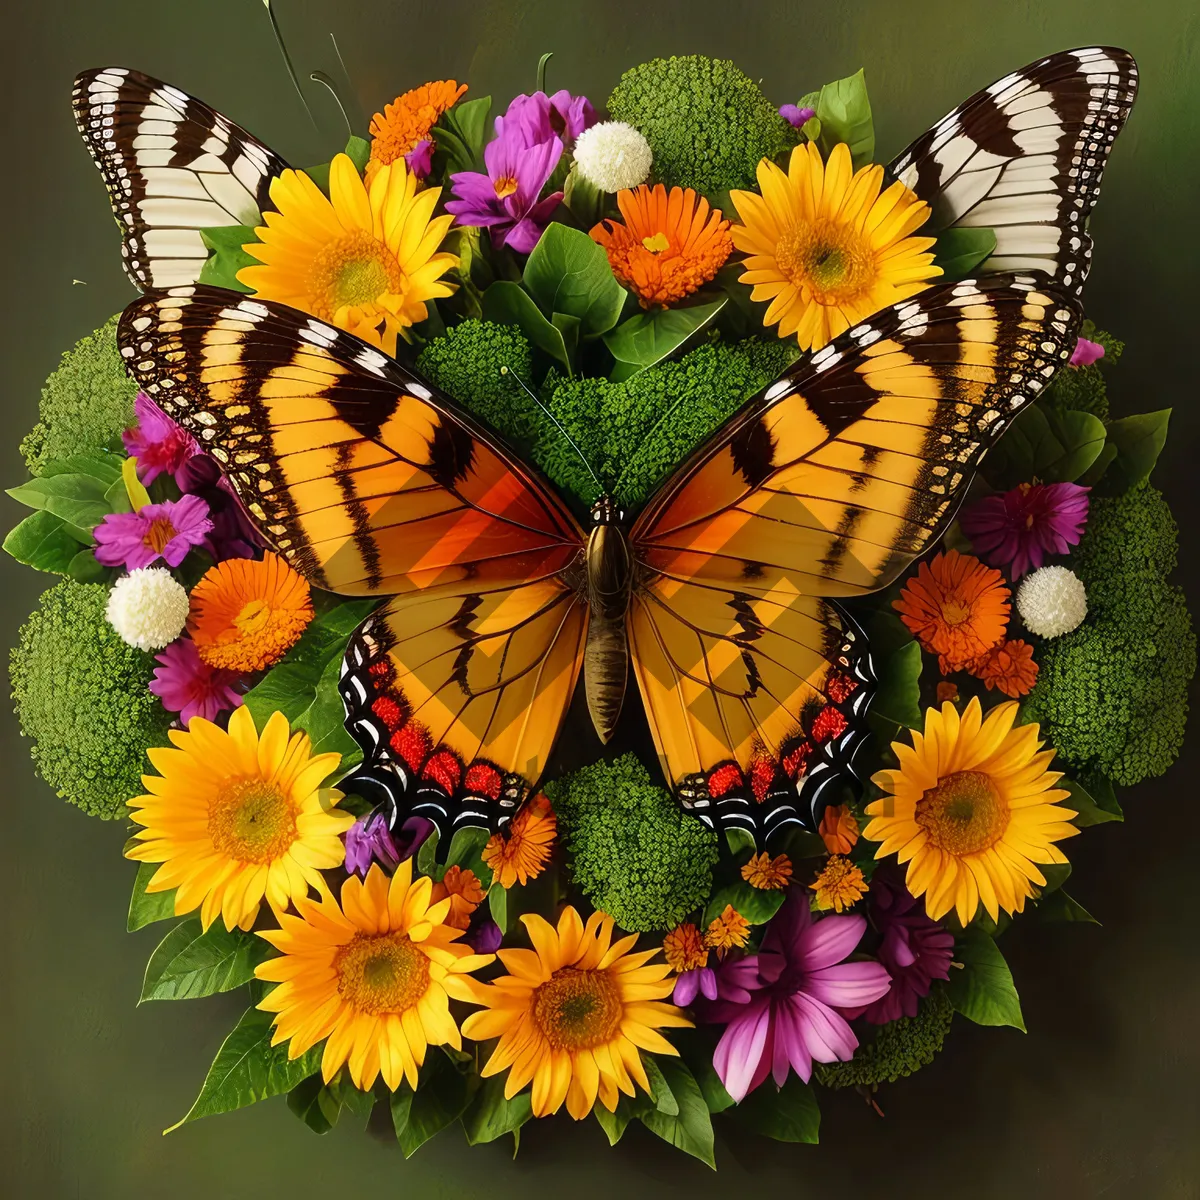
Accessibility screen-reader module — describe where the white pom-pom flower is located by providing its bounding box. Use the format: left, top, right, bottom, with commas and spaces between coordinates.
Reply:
1017, 566, 1088, 639
573, 121, 653, 192
106, 567, 190, 651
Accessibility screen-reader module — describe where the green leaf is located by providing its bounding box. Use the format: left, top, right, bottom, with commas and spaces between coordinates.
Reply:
1043, 407, 1109, 482
104, 473, 133, 515
704, 881, 785, 926
644, 1056, 680, 1116
726, 1074, 820, 1143
1037, 887, 1099, 924
416, 826, 441, 878
488, 882, 508, 933
724, 827, 757, 858
604, 299, 726, 380
6, 473, 111, 533
431, 95, 492, 177
1064, 778, 1122, 828
391, 1051, 473, 1158
594, 1091, 653, 1145
522, 223, 627, 338
197, 225, 258, 293
66, 547, 108, 583
563, 163, 607, 228
344, 135, 370, 174
868, 639, 923, 739
1038, 861, 1072, 896
140, 918, 271, 1002
461, 1073, 533, 1145
326, 1071, 376, 1127
41, 452, 125, 486
946, 928, 1025, 1031
127, 861, 178, 932
814, 69, 874, 168
638, 1057, 716, 1169
166, 1007, 321, 1132
675, 1032, 735, 1114
444, 825, 494, 888
932, 227, 997, 280
3, 510, 86, 573
1102, 409, 1171, 493
287, 1074, 337, 1135
482, 280, 572, 371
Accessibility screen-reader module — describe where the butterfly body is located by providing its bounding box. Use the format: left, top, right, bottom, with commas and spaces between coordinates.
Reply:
584, 496, 634, 744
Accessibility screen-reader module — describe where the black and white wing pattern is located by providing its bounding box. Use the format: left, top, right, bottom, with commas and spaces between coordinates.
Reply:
72, 67, 290, 290
889, 47, 1138, 293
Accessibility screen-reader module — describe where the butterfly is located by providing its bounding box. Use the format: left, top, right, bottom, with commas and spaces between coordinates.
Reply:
84, 49, 1135, 842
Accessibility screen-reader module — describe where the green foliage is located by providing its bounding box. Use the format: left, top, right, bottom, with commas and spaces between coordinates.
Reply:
604, 299, 727, 381
481, 281, 574, 372
460, 1073, 533, 1145
523, 223, 627, 339
985, 402, 1108, 487
548, 753, 719, 932
431, 95, 492, 178
946, 931, 1025, 1031
20, 316, 138, 476
1042, 323, 1123, 421
1022, 483, 1195, 786
809, 68, 875, 168
1102, 410, 1171, 494
703, 881, 785, 926
815, 987, 954, 1088
288, 1071, 375, 1135
128, 861, 178, 931
933, 227, 997, 280
197, 225, 257, 292
10, 580, 171, 819
726, 1073, 820, 1142
390, 1050, 474, 1157
140, 919, 271, 1002
3, 509, 89, 573
607, 55, 800, 196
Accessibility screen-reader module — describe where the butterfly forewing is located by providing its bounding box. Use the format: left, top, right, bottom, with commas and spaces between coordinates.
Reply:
73, 67, 289, 290
889, 47, 1137, 291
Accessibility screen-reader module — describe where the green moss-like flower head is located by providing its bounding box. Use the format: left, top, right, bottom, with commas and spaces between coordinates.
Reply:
1042, 322, 1123, 421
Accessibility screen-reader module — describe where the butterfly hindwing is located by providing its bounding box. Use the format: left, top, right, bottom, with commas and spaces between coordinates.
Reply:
74, 67, 288, 289
629, 273, 1082, 835
889, 47, 1137, 291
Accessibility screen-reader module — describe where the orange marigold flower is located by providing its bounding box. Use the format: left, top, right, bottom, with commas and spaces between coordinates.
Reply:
704, 905, 750, 951
591, 183, 732, 308
969, 638, 1039, 698
819, 804, 859, 855
741, 851, 793, 890
811, 855, 869, 913
482, 792, 556, 888
366, 80, 468, 184
663, 923, 709, 973
937, 681, 961, 705
187, 553, 313, 674
894, 550, 1010, 673
430, 864, 486, 930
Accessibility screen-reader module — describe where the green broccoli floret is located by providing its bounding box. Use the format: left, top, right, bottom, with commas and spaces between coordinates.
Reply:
21, 315, 139, 476
608, 56, 800, 196
1042, 323, 1123, 421
814, 987, 953, 1089
10, 580, 171, 819
547, 753, 719, 932
1022, 483, 1196, 786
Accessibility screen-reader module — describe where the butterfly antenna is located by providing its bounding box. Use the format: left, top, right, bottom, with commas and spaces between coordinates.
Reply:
261, 0, 319, 130
310, 71, 353, 139
499, 365, 603, 493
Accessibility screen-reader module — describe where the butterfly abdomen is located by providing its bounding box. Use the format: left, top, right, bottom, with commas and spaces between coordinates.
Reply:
584, 502, 632, 744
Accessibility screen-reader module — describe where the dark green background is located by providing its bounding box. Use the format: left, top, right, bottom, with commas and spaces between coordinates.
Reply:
3, 2, 1198, 1196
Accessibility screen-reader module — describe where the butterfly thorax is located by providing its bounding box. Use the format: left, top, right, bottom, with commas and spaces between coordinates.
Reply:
584, 496, 632, 744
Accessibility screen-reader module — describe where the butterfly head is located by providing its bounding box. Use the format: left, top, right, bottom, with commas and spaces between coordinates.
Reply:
590, 495, 626, 528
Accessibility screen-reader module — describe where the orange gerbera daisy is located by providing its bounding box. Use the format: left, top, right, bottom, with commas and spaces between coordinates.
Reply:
662, 923, 708, 973
894, 550, 1010, 673
704, 905, 750, 951
810, 855, 868, 913
969, 638, 1039, 698
366, 80, 468, 185
819, 804, 860, 855
482, 792, 556, 888
430, 864, 486, 930
741, 851, 793, 890
188, 553, 314, 673
591, 184, 732, 308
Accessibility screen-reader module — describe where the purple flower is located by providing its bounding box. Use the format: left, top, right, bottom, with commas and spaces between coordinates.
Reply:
175, 454, 263, 561
465, 910, 504, 954
780, 103, 817, 128
93, 494, 212, 570
344, 812, 435, 878
446, 129, 564, 253
1069, 337, 1105, 367
149, 636, 243, 725
122, 393, 200, 484
496, 90, 596, 149
842, 872, 954, 1025
673, 965, 718, 1007
699, 894, 890, 1101
961, 481, 1090, 579
405, 138, 434, 179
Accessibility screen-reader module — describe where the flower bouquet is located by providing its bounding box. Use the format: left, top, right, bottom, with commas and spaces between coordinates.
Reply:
6, 41, 1193, 1165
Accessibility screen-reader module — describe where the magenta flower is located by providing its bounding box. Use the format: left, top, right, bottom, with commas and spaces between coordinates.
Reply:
149, 637, 243, 725
961, 481, 1090, 579
699, 894, 890, 1101
842, 872, 954, 1025
673, 965, 719, 1006
344, 812, 435, 878
122, 392, 200, 483
405, 138, 434, 179
780, 103, 816, 128
1069, 337, 1105, 367
446, 129, 564, 253
497, 89, 596, 148
93, 494, 212, 570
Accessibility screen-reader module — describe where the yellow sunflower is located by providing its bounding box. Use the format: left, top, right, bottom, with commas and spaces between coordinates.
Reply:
461, 907, 690, 1120
255, 861, 494, 1092
238, 153, 458, 356
863, 698, 1079, 925
730, 141, 941, 351
126, 706, 353, 931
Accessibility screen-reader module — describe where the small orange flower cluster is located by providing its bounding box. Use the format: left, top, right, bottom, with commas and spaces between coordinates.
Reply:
483, 792, 557, 888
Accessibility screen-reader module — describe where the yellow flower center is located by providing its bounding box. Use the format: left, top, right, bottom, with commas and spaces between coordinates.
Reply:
208, 777, 297, 864
532, 967, 622, 1051
493, 175, 520, 199
775, 218, 874, 303
232, 598, 271, 637
940, 598, 972, 627
641, 231, 671, 254
335, 932, 431, 1015
308, 230, 404, 318
916, 770, 1010, 856
143, 516, 177, 554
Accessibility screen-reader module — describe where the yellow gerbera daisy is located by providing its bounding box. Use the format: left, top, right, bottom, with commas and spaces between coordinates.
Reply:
461, 907, 691, 1120
126, 706, 354, 931
863, 698, 1079, 925
238, 153, 458, 356
730, 141, 941, 351
255, 861, 494, 1092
